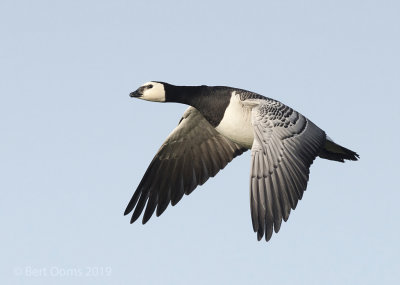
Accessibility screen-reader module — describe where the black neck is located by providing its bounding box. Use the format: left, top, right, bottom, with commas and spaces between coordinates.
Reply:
162, 83, 232, 127
163, 84, 208, 106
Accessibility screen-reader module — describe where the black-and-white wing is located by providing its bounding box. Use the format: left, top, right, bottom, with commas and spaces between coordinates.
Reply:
249, 100, 326, 241
125, 107, 247, 224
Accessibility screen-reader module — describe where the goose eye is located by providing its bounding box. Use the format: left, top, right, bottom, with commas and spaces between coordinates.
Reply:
147, 84, 153, 89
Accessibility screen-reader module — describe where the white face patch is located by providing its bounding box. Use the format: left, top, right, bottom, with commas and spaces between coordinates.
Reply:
139, 81, 166, 102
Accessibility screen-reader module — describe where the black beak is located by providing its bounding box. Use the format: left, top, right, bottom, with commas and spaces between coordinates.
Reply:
129, 90, 141, 98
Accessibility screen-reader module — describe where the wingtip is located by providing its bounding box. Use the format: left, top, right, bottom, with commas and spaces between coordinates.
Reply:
344, 152, 360, 162
123, 208, 131, 216
265, 230, 273, 242
130, 213, 140, 224
141, 214, 152, 225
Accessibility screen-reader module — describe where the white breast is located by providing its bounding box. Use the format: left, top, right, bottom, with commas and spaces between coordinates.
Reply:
215, 93, 254, 149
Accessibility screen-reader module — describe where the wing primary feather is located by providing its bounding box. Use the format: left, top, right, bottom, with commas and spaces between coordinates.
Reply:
264, 177, 274, 241
191, 148, 206, 185
250, 176, 259, 232
272, 169, 290, 223
124, 188, 141, 216
257, 177, 266, 238
160, 154, 184, 212
280, 159, 300, 207
270, 173, 283, 232
124, 158, 160, 215
142, 157, 173, 223
182, 150, 195, 195
255, 153, 266, 235
130, 190, 150, 224
266, 174, 281, 233
276, 165, 296, 214
129, 159, 161, 223
142, 185, 158, 224
156, 158, 178, 210
284, 148, 308, 186
282, 157, 304, 199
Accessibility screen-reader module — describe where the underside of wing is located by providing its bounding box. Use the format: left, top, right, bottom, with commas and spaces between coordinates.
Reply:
125, 107, 247, 224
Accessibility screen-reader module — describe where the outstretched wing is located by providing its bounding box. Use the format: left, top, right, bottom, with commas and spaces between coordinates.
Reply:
249, 100, 326, 241
125, 107, 247, 224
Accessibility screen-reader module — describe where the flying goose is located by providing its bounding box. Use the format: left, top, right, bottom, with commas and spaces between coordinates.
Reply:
124, 81, 359, 241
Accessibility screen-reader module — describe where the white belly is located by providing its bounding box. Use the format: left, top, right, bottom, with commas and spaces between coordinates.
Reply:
215, 94, 254, 149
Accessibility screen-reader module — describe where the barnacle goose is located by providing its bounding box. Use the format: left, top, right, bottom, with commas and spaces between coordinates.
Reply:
125, 81, 359, 242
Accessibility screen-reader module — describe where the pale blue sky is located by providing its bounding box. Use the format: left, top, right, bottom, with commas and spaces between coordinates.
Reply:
1, 0, 399, 284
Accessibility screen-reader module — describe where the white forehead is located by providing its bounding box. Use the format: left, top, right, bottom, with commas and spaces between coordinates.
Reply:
142, 81, 162, 88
